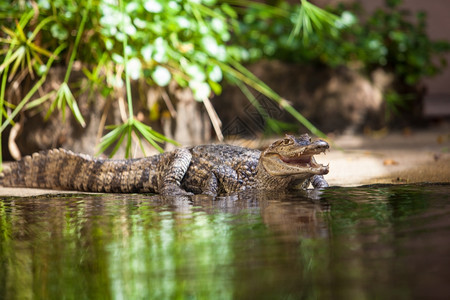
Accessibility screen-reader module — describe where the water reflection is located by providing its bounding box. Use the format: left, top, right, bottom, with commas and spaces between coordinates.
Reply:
0, 184, 449, 299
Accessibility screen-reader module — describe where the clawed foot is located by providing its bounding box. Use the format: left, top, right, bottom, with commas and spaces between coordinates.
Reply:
160, 185, 194, 196
201, 191, 217, 197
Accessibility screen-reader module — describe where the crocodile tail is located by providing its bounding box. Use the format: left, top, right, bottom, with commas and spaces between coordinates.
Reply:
0, 148, 160, 193
0, 149, 91, 191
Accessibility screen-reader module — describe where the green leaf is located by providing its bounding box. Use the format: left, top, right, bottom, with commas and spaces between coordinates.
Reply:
134, 119, 179, 146
220, 3, 237, 19
176, 16, 191, 28
144, 0, 163, 13
189, 80, 211, 101
1, 43, 67, 134
127, 57, 142, 80
208, 80, 222, 95
25, 91, 56, 110
141, 45, 154, 62
151, 66, 171, 86
185, 64, 206, 81
97, 124, 127, 156
211, 18, 226, 33
110, 128, 127, 157
50, 23, 69, 40
133, 121, 164, 153
44, 82, 86, 127
208, 65, 222, 82
7, 46, 26, 80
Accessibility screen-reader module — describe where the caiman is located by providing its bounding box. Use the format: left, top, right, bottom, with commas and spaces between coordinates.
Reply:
0, 134, 329, 196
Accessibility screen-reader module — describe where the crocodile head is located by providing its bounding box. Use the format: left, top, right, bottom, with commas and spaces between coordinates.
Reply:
260, 134, 329, 179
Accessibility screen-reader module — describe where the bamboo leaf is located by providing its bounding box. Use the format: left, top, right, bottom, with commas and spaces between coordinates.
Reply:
44, 93, 59, 121
101, 124, 123, 141
215, 58, 326, 138
47, 82, 86, 127
136, 120, 180, 146
125, 122, 133, 158
0, 46, 24, 74
56, 87, 64, 110
234, 79, 269, 119
133, 121, 163, 143
61, 82, 86, 127
133, 127, 147, 157
1, 43, 66, 133
142, 129, 165, 145
140, 131, 164, 153
62, 0, 90, 84
7, 46, 25, 80
17, 10, 35, 30
133, 123, 165, 153
98, 133, 121, 152
14, 19, 27, 41
25, 47, 34, 78
109, 129, 127, 158
149, 130, 179, 146
1, 26, 19, 39
306, 7, 322, 31
289, 7, 304, 43
69, 99, 86, 127
97, 124, 127, 155
288, 0, 339, 42
27, 42, 54, 58
25, 91, 56, 110
28, 16, 55, 42
105, 124, 119, 130
302, 8, 312, 36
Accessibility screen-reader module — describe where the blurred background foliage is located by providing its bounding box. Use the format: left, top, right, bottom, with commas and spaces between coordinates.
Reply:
0, 0, 449, 160
240, 0, 450, 83
237, 0, 450, 114
0, 0, 337, 160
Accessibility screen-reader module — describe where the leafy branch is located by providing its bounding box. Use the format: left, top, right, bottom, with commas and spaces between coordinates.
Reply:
44, 0, 91, 127
0, 0, 344, 164
0, 43, 67, 166
289, 0, 339, 43
97, 0, 179, 158
0, 12, 55, 80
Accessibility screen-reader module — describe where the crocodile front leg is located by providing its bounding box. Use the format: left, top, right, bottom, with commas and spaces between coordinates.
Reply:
202, 165, 243, 196
159, 148, 194, 196
311, 175, 329, 188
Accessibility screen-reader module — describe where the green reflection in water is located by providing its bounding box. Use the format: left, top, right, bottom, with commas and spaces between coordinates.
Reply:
107, 207, 235, 299
0, 184, 449, 300
0, 194, 287, 299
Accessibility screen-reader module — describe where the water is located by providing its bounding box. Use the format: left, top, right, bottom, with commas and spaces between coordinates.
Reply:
1, 184, 449, 299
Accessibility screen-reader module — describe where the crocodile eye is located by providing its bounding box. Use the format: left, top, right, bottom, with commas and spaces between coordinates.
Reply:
283, 139, 291, 145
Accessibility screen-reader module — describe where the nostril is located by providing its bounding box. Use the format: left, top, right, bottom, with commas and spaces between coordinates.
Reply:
315, 140, 329, 148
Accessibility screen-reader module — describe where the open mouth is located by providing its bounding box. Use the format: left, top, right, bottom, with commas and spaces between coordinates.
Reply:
280, 155, 318, 168
278, 144, 329, 173
261, 137, 330, 176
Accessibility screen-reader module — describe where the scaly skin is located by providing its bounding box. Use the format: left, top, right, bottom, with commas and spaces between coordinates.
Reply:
0, 134, 329, 196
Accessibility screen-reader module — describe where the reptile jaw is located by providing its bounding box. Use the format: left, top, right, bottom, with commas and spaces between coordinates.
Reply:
279, 143, 329, 169
280, 139, 329, 170
260, 135, 330, 177
262, 151, 329, 177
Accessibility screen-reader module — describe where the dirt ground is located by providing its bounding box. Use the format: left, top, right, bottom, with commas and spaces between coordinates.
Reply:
0, 125, 448, 197
325, 126, 449, 186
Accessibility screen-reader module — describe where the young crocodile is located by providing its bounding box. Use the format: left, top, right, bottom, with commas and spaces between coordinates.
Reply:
0, 134, 329, 196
